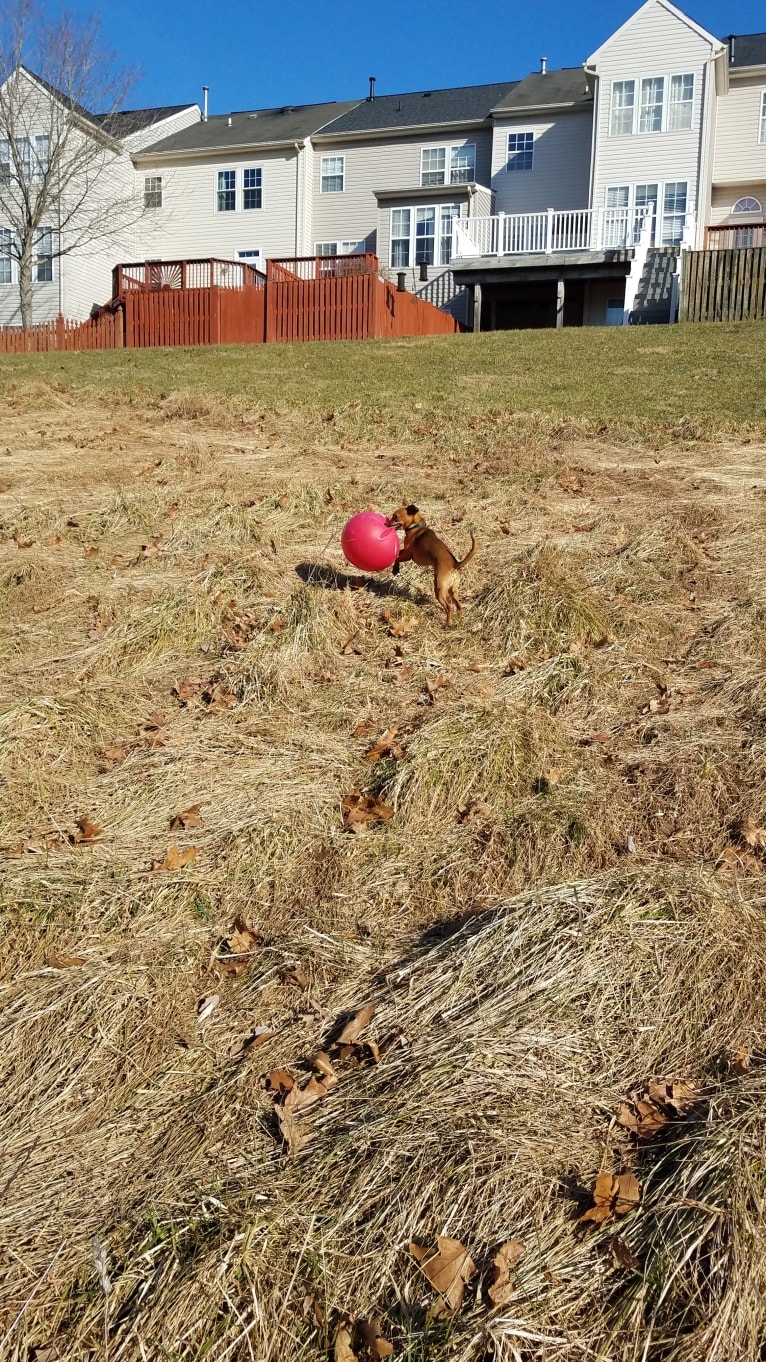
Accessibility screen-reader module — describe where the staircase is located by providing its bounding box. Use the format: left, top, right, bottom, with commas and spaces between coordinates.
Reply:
629, 247, 679, 324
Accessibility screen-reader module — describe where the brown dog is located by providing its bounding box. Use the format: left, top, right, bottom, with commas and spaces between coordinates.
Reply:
386, 504, 478, 625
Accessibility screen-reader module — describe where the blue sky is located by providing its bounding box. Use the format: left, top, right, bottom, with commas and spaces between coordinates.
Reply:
70, 0, 766, 114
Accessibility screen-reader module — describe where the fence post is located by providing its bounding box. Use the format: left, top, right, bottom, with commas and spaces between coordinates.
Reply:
209, 285, 221, 345
56, 313, 65, 351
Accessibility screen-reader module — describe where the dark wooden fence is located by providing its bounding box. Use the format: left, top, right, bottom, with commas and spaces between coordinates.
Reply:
679, 246, 766, 322
705, 223, 766, 250
0, 253, 461, 353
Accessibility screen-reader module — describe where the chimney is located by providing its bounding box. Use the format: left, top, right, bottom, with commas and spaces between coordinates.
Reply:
368, 75, 376, 101
202, 86, 209, 121
540, 56, 548, 75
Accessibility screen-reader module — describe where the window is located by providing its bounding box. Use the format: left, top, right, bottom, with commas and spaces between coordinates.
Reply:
507, 132, 533, 171
237, 249, 262, 268
391, 208, 411, 267
0, 139, 9, 181
639, 76, 664, 133
668, 74, 694, 130
144, 175, 162, 209
35, 226, 53, 283
390, 203, 460, 268
34, 135, 50, 178
0, 228, 12, 284
415, 206, 436, 265
321, 156, 344, 193
609, 80, 635, 135
450, 143, 475, 183
243, 167, 262, 210
315, 241, 363, 255
440, 203, 460, 264
421, 147, 446, 186
760, 91, 766, 144
661, 181, 687, 245
217, 169, 236, 211
732, 197, 762, 214
420, 143, 476, 187
15, 137, 31, 180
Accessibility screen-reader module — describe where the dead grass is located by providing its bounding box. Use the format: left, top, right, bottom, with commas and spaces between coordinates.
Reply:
1, 332, 766, 1360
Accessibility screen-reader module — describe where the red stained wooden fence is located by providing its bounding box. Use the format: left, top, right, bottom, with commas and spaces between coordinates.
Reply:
0, 254, 461, 354
0, 309, 122, 354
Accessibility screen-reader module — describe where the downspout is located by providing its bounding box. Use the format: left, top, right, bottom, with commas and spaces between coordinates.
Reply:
294, 141, 302, 256
585, 66, 599, 232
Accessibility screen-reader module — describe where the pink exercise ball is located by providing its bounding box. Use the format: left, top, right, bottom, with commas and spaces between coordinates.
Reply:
341, 511, 400, 573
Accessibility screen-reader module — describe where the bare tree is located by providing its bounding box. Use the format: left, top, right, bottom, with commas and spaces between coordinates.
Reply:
0, 0, 141, 326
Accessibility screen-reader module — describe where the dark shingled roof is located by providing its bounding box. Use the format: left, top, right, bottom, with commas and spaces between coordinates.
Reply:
493, 67, 593, 112
140, 101, 361, 154
316, 81, 519, 135
93, 105, 198, 138
726, 32, 766, 67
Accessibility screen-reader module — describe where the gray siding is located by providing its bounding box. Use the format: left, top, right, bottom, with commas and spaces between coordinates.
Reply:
490, 109, 592, 212
311, 128, 493, 249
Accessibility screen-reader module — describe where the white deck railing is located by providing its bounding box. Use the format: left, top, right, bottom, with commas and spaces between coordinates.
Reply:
452, 205, 659, 259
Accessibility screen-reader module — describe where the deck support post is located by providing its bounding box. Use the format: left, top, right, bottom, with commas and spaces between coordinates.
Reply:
472, 283, 482, 333
556, 276, 565, 328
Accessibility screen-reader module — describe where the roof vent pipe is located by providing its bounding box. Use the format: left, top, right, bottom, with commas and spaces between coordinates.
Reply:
202, 86, 209, 121
227, 115, 232, 126
540, 56, 547, 75
368, 75, 376, 101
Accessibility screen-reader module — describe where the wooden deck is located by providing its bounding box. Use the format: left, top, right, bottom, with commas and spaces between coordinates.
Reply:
0, 254, 461, 353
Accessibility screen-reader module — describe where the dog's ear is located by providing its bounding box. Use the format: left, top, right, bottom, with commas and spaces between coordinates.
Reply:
406, 504, 419, 516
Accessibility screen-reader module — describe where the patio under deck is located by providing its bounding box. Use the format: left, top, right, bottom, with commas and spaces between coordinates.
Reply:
451, 250, 635, 330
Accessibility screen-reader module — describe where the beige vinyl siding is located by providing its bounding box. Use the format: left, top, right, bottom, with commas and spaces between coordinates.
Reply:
134, 148, 300, 263
491, 110, 592, 212
311, 128, 493, 252
710, 180, 766, 224
712, 74, 766, 186
124, 106, 201, 154
588, 0, 716, 226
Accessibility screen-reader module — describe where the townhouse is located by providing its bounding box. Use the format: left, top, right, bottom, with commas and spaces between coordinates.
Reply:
2, 0, 765, 329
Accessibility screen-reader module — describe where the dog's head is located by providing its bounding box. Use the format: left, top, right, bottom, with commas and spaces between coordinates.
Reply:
386, 503, 423, 530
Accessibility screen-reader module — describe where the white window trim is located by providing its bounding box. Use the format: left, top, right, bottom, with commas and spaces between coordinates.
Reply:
320, 155, 345, 193
237, 249, 262, 269
144, 174, 163, 209
604, 180, 690, 246
35, 226, 54, 284
732, 196, 762, 214
420, 142, 476, 187
215, 167, 237, 213
242, 165, 263, 211
314, 241, 363, 255
389, 202, 462, 270
759, 91, 766, 144
608, 71, 695, 136
506, 130, 534, 172
0, 228, 13, 285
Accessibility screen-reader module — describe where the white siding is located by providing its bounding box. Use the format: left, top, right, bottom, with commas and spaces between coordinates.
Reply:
311, 128, 493, 251
123, 106, 201, 154
490, 111, 592, 212
712, 75, 766, 186
588, 0, 717, 229
133, 148, 300, 264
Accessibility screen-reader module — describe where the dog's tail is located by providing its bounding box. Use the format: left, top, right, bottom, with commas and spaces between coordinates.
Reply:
457, 535, 478, 570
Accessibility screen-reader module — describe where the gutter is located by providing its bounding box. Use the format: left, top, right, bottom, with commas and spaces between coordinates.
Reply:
310, 117, 493, 145
133, 136, 315, 163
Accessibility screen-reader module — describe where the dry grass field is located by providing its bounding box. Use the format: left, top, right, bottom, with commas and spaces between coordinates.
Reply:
1, 323, 766, 1362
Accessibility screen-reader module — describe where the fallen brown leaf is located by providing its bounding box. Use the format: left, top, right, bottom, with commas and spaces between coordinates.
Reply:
302, 1291, 325, 1329
335, 1003, 376, 1046
30, 1348, 60, 1362
503, 656, 526, 675
281, 964, 309, 988
83, 545, 99, 557
196, 993, 219, 1022
151, 845, 197, 872
647, 1078, 700, 1114
48, 954, 86, 969
617, 1098, 667, 1140
579, 1172, 640, 1225
382, 607, 417, 638
356, 1318, 394, 1359
310, 1051, 338, 1087
366, 725, 404, 762
611, 1234, 639, 1270
276, 1105, 311, 1154
341, 791, 394, 831
488, 1239, 525, 1306
70, 816, 103, 845
170, 803, 202, 831
333, 1323, 358, 1362
732, 1045, 750, 1076
410, 1236, 477, 1313
102, 745, 127, 765
265, 1069, 295, 1095
739, 815, 766, 854
424, 673, 450, 704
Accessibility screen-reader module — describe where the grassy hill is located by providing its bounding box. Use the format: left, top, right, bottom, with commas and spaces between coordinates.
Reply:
1, 323, 765, 1361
